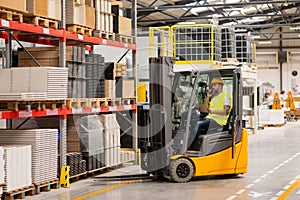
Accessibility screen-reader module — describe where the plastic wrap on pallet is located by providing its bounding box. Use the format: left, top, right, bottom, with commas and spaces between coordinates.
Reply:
79, 115, 104, 152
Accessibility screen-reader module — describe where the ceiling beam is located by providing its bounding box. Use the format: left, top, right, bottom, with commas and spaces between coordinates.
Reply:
139, 13, 300, 23
137, 1, 299, 12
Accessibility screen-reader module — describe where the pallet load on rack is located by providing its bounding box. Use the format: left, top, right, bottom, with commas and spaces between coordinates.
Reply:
0, 0, 26, 23
86, 53, 106, 98
94, 0, 115, 40
80, 115, 105, 171
67, 115, 81, 153
66, 0, 95, 36
66, 152, 86, 177
120, 149, 135, 163
0, 129, 58, 184
0, 67, 68, 102
67, 46, 87, 98
25, 0, 61, 29
100, 113, 121, 167
0, 147, 4, 196
0, 145, 33, 194
111, 1, 133, 43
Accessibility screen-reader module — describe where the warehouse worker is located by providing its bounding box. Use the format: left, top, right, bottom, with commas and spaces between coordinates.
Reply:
263, 92, 273, 109
197, 77, 232, 135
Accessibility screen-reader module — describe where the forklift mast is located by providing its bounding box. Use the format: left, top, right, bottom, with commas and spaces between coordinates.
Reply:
140, 57, 175, 173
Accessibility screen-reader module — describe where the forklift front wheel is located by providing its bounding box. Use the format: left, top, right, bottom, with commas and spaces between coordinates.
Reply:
170, 158, 194, 183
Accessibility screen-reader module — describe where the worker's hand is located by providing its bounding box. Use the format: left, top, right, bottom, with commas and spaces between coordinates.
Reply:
207, 108, 213, 114
206, 90, 212, 99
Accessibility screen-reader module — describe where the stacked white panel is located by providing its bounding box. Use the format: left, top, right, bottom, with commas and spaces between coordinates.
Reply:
0, 147, 4, 195
2, 145, 32, 192
120, 150, 135, 163
259, 108, 285, 125
0, 67, 68, 100
99, 114, 121, 166
0, 129, 58, 183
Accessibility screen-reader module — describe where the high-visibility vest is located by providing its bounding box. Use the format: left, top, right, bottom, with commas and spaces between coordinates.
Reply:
208, 92, 232, 125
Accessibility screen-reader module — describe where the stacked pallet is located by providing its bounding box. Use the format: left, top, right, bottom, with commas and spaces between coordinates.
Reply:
66, 152, 86, 176
100, 114, 121, 167
1, 145, 32, 192
66, 0, 95, 36
104, 62, 134, 98
0, 67, 68, 100
0, 129, 58, 184
80, 115, 105, 171
105, 62, 126, 80
0, 0, 26, 23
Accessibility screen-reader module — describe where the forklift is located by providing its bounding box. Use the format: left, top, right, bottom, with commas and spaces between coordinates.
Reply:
139, 25, 248, 183
139, 57, 248, 183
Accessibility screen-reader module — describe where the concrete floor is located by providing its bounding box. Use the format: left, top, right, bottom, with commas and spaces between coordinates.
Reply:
25, 122, 300, 200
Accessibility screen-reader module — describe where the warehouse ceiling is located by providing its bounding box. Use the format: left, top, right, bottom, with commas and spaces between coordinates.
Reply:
124, 0, 300, 44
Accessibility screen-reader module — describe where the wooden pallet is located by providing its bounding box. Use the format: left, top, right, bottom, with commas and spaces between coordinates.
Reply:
93, 30, 115, 40
0, 7, 23, 22
3, 185, 35, 200
264, 124, 285, 128
87, 166, 112, 176
115, 34, 134, 44
67, 24, 93, 36
23, 15, 58, 29
66, 98, 91, 109
70, 172, 88, 183
33, 178, 59, 195
0, 99, 66, 111
87, 98, 110, 107
122, 97, 136, 105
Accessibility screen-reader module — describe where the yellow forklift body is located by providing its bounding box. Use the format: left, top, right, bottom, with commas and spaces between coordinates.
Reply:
170, 129, 248, 177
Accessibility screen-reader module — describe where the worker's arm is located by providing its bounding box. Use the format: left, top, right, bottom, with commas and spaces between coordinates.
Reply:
208, 105, 230, 115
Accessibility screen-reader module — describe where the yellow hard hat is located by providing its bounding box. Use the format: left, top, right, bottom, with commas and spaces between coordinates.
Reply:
211, 77, 224, 85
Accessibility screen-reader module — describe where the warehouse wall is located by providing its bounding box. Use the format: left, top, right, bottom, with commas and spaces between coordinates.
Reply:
256, 48, 300, 95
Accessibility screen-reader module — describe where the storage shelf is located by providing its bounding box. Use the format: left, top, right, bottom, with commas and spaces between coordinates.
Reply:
0, 104, 136, 119
0, 18, 136, 50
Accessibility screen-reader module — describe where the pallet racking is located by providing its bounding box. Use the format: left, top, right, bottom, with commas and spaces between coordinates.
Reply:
0, 0, 137, 176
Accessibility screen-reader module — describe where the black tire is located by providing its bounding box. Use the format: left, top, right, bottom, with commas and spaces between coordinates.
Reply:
169, 158, 194, 183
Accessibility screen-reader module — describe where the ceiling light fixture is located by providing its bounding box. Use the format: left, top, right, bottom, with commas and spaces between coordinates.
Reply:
252, 36, 261, 39
223, 7, 243, 11
290, 27, 300, 30
234, 29, 247, 32
258, 41, 272, 44
177, 21, 196, 25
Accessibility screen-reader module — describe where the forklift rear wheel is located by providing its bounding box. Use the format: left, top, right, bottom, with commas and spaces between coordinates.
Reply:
170, 158, 194, 183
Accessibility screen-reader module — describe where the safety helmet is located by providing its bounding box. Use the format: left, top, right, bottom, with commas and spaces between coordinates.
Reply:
211, 77, 224, 85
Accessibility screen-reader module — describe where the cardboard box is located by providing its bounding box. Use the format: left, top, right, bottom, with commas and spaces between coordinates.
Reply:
85, 5, 95, 28
118, 16, 131, 35
26, 0, 48, 18
0, 0, 26, 12
47, 0, 61, 20
66, 0, 86, 26
116, 79, 134, 98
